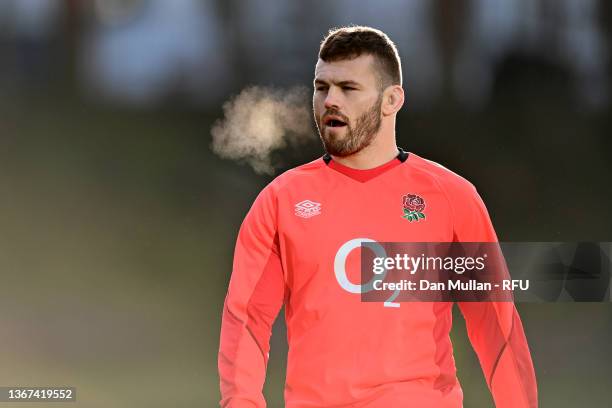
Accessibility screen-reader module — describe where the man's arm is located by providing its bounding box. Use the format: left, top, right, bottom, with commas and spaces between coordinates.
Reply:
451, 181, 538, 408
218, 184, 286, 408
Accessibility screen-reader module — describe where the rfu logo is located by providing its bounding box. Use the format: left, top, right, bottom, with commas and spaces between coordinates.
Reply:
294, 200, 321, 218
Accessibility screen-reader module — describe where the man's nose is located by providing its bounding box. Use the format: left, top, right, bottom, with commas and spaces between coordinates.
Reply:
324, 87, 342, 110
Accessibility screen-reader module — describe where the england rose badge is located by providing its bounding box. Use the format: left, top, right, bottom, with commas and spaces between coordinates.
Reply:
402, 194, 426, 222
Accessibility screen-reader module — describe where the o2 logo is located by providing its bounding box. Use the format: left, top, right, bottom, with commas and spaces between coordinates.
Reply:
334, 238, 400, 308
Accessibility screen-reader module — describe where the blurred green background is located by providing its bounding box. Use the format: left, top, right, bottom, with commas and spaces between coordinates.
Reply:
1, 1, 611, 407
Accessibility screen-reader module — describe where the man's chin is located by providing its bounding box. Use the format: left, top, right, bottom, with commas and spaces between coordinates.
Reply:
321, 127, 345, 143
323, 141, 362, 158
326, 148, 360, 158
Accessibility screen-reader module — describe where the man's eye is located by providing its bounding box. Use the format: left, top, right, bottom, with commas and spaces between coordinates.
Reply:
316, 87, 328, 91
342, 87, 355, 91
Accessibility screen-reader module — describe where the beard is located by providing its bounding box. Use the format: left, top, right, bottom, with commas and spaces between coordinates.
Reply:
315, 93, 383, 157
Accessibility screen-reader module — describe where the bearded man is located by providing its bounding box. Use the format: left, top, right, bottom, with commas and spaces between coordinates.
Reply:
218, 26, 538, 408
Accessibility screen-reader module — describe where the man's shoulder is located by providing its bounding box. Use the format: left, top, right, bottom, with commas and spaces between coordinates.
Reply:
408, 152, 478, 196
262, 157, 326, 196
266, 156, 327, 192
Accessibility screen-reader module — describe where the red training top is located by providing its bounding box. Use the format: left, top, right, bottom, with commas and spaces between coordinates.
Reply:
219, 151, 538, 408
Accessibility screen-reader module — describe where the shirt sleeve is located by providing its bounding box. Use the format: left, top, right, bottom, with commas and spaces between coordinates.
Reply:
218, 183, 287, 408
451, 181, 538, 408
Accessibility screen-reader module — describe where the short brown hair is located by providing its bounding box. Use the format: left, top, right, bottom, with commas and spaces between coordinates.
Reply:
318, 26, 402, 90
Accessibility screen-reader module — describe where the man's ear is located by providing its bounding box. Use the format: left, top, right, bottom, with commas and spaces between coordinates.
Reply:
381, 85, 405, 116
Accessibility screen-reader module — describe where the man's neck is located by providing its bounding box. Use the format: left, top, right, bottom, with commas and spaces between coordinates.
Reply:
330, 134, 399, 170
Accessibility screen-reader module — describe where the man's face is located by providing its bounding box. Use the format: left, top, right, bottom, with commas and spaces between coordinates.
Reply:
313, 54, 383, 157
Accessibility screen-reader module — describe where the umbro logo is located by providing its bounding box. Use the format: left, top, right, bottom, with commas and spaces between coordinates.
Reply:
295, 200, 321, 218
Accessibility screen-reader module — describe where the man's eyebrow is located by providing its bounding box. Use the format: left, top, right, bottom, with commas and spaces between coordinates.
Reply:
337, 80, 361, 87
314, 79, 362, 87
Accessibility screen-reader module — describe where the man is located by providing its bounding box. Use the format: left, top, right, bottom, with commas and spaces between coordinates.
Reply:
218, 26, 538, 407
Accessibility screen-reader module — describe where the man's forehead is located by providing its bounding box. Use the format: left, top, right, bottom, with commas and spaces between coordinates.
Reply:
314, 55, 377, 84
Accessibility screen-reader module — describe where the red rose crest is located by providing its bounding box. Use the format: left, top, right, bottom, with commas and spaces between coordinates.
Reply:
402, 194, 426, 222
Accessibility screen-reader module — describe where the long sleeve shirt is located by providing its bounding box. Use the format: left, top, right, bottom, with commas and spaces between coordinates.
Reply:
218, 151, 538, 407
